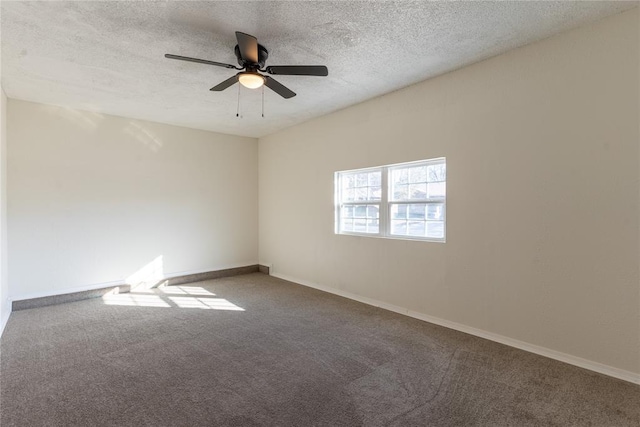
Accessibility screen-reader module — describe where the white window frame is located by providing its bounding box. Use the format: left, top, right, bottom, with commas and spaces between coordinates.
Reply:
335, 157, 446, 242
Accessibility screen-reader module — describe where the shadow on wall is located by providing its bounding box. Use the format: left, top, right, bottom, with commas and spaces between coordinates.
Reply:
103, 256, 244, 311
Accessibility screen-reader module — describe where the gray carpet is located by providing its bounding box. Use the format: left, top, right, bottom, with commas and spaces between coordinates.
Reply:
1, 273, 638, 426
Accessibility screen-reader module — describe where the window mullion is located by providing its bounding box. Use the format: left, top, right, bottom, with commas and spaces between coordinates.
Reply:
381, 166, 389, 237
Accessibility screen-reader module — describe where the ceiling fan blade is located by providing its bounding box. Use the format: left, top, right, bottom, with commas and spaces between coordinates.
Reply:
165, 54, 238, 69
210, 74, 239, 91
235, 31, 259, 63
265, 65, 328, 76
264, 76, 296, 99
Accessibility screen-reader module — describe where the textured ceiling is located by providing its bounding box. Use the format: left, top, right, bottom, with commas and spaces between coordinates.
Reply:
1, 1, 635, 138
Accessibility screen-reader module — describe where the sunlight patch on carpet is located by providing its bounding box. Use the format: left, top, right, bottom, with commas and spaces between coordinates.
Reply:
101, 285, 244, 311
157, 285, 215, 296
102, 294, 171, 308
168, 296, 244, 311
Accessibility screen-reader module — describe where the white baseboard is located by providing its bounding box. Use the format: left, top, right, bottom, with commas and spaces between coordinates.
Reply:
10, 262, 260, 302
11, 279, 125, 302
164, 262, 259, 279
271, 272, 640, 386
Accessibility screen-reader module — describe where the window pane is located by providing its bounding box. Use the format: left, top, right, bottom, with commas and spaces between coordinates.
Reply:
408, 204, 426, 220
427, 182, 445, 199
354, 219, 367, 233
391, 208, 444, 238
408, 221, 426, 236
341, 204, 379, 234
392, 166, 437, 201
395, 169, 408, 184
369, 186, 381, 200
339, 170, 381, 203
341, 174, 350, 191
391, 220, 407, 235
426, 221, 445, 238
393, 184, 408, 201
356, 188, 368, 201
427, 163, 446, 182
409, 183, 427, 200
341, 218, 353, 231
426, 203, 444, 220
343, 188, 355, 202
391, 204, 407, 220
342, 173, 356, 190
390, 170, 401, 200
409, 166, 427, 183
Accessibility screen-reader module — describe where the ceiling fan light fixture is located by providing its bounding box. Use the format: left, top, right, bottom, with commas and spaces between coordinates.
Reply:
238, 72, 265, 89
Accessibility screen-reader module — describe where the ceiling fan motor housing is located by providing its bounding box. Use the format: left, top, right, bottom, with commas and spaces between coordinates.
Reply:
235, 44, 269, 69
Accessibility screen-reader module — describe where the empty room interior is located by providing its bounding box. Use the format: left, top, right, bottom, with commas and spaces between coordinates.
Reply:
0, 1, 639, 426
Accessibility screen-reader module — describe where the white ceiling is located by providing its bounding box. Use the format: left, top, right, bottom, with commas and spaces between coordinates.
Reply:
1, 1, 635, 138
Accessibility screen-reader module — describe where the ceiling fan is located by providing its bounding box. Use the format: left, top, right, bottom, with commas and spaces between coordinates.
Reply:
165, 31, 328, 99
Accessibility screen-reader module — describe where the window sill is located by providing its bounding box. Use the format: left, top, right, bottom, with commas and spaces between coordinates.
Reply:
335, 231, 445, 243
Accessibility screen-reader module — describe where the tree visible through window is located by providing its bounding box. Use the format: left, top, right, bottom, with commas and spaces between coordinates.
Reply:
335, 158, 446, 241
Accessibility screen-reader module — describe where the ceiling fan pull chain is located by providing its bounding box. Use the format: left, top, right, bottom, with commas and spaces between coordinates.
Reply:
236, 84, 241, 118
262, 85, 265, 118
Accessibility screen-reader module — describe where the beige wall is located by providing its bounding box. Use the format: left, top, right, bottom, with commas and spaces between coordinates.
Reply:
259, 9, 640, 376
8, 100, 258, 299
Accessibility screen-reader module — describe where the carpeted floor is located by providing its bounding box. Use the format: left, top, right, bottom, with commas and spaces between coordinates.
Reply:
1, 272, 638, 426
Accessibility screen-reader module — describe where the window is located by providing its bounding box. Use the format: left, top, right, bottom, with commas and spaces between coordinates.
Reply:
335, 158, 446, 241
